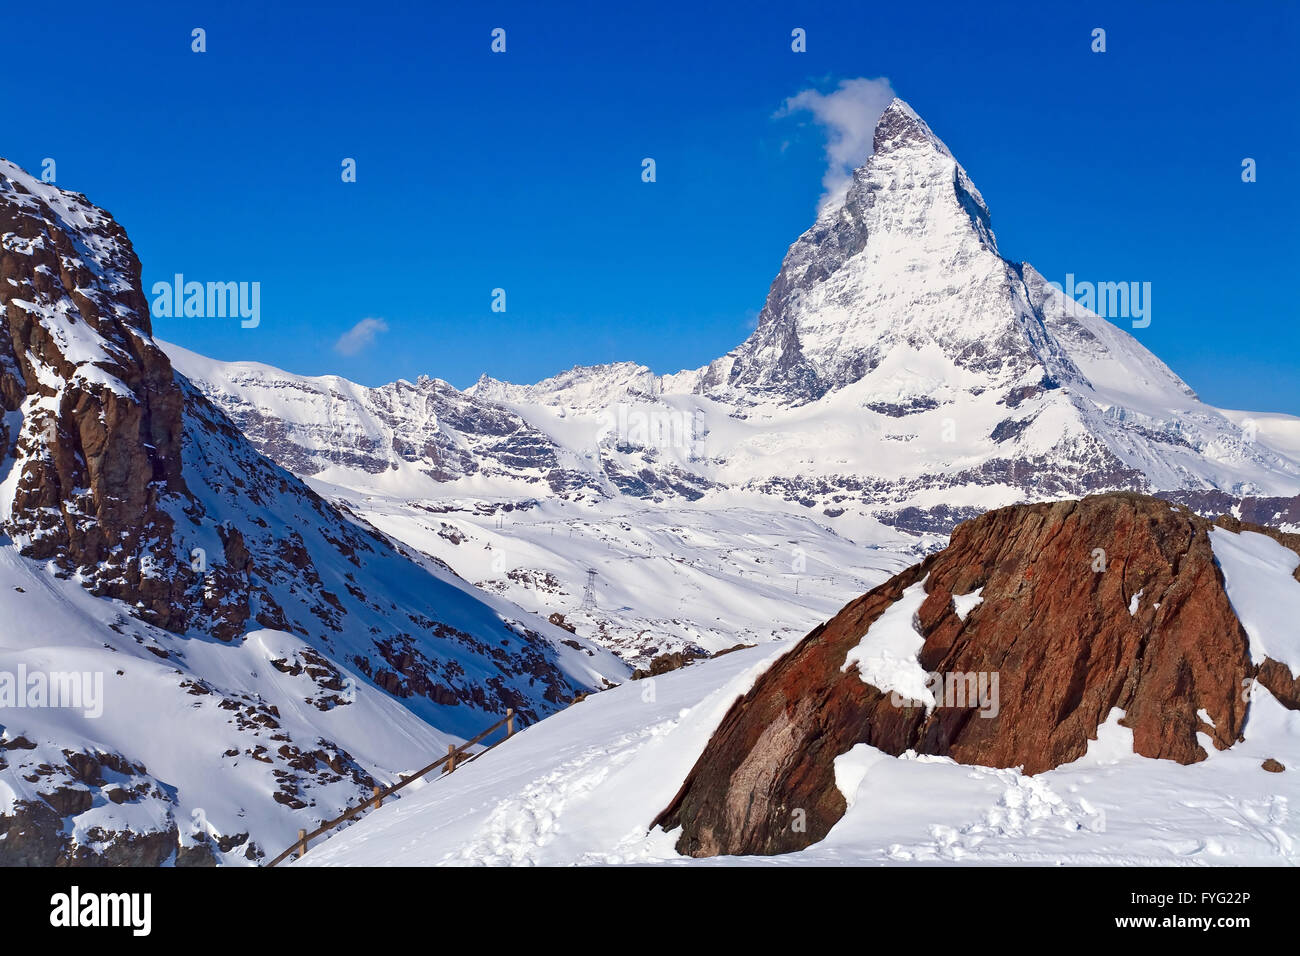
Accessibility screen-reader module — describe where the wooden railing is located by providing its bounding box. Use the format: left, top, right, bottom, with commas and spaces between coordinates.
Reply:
266, 708, 516, 867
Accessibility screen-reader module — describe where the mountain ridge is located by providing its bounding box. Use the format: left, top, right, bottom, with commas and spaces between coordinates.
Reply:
169, 101, 1300, 522
0, 157, 626, 865
163, 97, 1300, 671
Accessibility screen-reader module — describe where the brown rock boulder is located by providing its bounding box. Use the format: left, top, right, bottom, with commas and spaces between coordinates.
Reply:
1255, 657, 1300, 710
655, 492, 1274, 857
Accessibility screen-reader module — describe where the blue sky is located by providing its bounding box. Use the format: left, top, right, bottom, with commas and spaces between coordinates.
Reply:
7, 0, 1298, 412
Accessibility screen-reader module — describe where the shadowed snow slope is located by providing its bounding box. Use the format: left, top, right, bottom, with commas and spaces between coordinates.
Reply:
0, 159, 626, 865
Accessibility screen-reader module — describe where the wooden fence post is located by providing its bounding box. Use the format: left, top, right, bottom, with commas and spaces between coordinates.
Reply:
268, 709, 532, 866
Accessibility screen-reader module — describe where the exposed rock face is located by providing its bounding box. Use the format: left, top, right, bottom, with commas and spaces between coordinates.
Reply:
0, 164, 188, 625
1159, 490, 1300, 537
0, 159, 627, 865
655, 492, 1292, 857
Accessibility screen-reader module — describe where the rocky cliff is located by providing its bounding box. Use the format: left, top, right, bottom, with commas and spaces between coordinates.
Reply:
0, 160, 626, 865
654, 492, 1299, 856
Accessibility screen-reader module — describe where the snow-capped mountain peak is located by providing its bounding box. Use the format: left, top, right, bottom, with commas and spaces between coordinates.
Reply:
871, 97, 950, 155
708, 97, 1015, 403
173, 97, 1300, 534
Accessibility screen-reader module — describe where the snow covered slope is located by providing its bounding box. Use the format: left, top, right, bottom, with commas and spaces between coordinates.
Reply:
167, 341, 933, 665
0, 545, 455, 865
301, 644, 1300, 866
330, 486, 923, 664
301, 513, 1300, 867
0, 158, 626, 864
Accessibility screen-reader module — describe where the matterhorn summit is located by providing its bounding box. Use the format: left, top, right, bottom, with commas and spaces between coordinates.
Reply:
709, 97, 1091, 403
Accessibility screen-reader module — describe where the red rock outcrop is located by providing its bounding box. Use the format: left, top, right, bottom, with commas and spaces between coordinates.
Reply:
656, 492, 1292, 857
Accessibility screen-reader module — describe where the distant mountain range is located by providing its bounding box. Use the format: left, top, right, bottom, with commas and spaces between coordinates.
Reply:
165, 99, 1300, 670
175, 100, 1300, 537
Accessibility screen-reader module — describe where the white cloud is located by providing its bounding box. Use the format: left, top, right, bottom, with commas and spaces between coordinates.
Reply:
779, 77, 896, 210
333, 317, 388, 356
